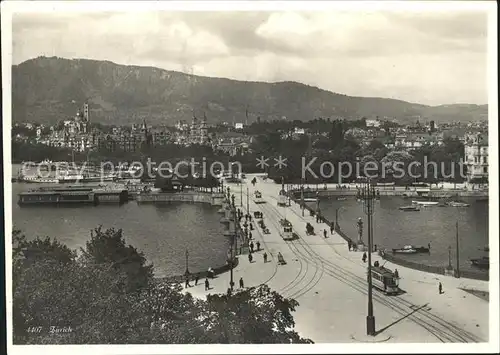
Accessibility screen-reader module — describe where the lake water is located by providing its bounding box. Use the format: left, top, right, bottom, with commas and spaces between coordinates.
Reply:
11, 178, 230, 278
309, 196, 489, 273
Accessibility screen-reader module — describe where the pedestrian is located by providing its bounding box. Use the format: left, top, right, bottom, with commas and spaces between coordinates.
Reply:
323, 229, 327, 238
249, 231, 253, 239
330, 225, 334, 234
227, 288, 232, 297
205, 278, 210, 291
249, 215, 252, 222
438, 282, 443, 294
256, 241, 261, 251
248, 253, 253, 263
348, 241, 351, 251
263, 252, 268, 263
239, 277, 244, 288
250, 241, 254, 253
394, 269, 399, 278
374, 244, 377, 252
195, 275, 199, 286
185, 276, 191, 288
362, 252, 367, 263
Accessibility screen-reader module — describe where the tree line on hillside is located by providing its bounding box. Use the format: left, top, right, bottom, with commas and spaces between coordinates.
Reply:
12, 227, 312, 344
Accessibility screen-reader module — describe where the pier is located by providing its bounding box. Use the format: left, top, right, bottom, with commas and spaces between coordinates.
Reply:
182, 174, 489, 343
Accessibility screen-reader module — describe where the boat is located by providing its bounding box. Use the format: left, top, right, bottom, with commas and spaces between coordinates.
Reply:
337, 197, 347, 201
448, 201, 470, 207
399, 205, 420, 211
412, 200, 439, 206
303, 197, 318, 202
470, 256, 489, 269
392, 245, 418, 254
22, 175, 59, 184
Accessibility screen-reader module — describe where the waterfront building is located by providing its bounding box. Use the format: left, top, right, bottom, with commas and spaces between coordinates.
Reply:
464, 132, 488, 182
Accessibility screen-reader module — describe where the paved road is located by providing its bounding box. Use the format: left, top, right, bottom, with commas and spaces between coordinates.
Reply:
185, 174, 489, 343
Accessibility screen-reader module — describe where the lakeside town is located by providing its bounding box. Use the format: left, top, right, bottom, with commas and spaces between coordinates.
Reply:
6, 4, 496, 351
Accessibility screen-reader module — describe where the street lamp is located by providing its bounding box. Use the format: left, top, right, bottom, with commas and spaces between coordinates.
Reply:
360, 179, 376, 336
240, 181, 243, 207
229, 208, 236, 291
246, 186, 249, 215
185, 248, 189, 276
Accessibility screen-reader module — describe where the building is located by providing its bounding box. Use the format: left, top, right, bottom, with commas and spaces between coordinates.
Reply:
464, 133, 488, 182
366, 118, 381, 128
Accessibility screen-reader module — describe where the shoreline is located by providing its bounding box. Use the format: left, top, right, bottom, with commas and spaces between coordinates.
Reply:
289, 195, 489, 282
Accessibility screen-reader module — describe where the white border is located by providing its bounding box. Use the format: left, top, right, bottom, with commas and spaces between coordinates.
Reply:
2, 1, 498, 354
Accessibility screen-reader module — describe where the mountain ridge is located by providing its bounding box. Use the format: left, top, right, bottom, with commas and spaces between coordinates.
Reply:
12, 56, 488, 126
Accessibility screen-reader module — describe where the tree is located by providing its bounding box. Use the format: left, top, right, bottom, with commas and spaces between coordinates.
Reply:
13, 228, 312, 344
201, 285, 313, 343
81, 226, 154, 292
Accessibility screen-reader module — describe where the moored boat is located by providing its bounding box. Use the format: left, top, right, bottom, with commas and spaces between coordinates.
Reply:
470, 256, 489, 269
412, 200, 439, 206
399, 205, 420, 211
448, 201, 470, 207
392, 245, 417, 254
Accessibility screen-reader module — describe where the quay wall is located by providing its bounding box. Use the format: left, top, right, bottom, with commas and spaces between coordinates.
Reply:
157, 257, 240, 284
136, 191, 225, 206
291, 188, 488, 198
289, 195, 489, 281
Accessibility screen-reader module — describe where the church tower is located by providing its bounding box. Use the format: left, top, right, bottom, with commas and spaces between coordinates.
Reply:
199, 112, 208, 145
190, 111, 199, 144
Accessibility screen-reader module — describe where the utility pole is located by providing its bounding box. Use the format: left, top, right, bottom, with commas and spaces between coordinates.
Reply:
230, 208, 236, 290
300, 178, 305, 216
456, 221, 460, 278
240, 182, 243, 207
335, 208, 339, 230
185, 249, 189, 276
246, 186, 249, 215
448, 245, 452, 269
361, 179, 376, 336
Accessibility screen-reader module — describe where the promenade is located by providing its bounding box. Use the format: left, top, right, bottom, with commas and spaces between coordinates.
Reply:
183, 174, 489, 343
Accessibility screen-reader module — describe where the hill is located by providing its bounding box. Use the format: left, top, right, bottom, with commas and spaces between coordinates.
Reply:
12, 56, 488, 126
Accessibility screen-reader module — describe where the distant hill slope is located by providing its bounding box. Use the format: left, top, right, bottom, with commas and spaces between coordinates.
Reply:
12, 56, 488, 126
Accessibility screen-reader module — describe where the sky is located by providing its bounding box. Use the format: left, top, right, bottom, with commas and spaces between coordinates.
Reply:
10, 4, 491, 106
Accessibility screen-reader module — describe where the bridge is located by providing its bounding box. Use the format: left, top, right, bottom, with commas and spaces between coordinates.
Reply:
184, 174, 489, 343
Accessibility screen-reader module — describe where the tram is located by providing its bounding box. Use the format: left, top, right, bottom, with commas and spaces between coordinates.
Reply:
277, 189, 288, 206
369, 266, 399, 295
254, 191, 265, 204
279, 219, 294, 240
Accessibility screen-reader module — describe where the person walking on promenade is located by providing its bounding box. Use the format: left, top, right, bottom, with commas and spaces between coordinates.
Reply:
263, 252, 268, 263
323, 229, 327, 238
185, 276, 191, 288
256, 241, 261, 251
250, 241, 254, 253
239, 277, 244, 288
249, 231, 253, 240
205, 278, 210, 291
348, 241, 351, 251
248, 252, 253, 263
195, 275, 199, 286
227, 287, 232, 297
362, 252, 367, 263
394, 269, 399, 278
330, 224, 334, 234
439, 282, 443, 294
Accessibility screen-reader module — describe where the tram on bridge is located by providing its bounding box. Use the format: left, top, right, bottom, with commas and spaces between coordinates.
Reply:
369, 266, 399, 295
279, 219, 294, 240
254, 191, 265, 204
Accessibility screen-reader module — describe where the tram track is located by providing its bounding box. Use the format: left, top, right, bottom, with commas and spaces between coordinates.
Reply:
258, 200, 325, 300
238, 188, 282, 289
264, 194, 483, 343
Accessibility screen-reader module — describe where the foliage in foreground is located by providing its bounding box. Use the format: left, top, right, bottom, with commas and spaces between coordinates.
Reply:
12, 227, 313, 344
